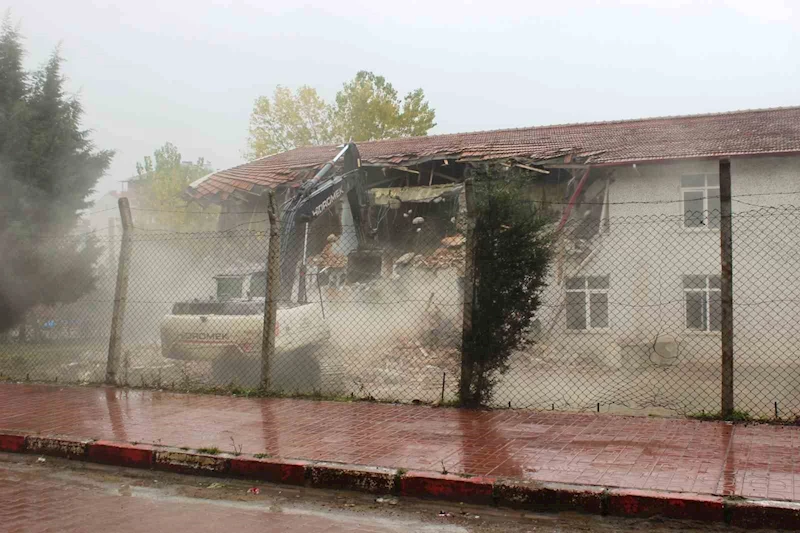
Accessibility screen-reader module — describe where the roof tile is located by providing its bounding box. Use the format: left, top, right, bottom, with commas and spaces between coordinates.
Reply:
193, 106, 800, 199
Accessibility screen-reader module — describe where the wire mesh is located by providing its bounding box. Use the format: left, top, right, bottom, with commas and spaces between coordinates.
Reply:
1, 201, 799, 419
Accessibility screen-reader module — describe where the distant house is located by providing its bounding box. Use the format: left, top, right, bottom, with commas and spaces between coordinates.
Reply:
187, 106, 800, 371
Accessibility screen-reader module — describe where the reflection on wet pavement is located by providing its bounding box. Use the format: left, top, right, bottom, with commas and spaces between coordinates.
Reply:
1, 382, 799, 501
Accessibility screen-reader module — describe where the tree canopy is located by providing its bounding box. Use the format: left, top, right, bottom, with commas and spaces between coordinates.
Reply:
133, 142, 215, 230
246, 71, 436, 159
0, 15, 113, 331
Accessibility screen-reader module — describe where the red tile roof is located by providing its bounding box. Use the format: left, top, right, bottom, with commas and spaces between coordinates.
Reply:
189, 106, 800, 201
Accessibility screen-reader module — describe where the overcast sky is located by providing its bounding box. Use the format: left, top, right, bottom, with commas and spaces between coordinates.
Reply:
7, 0, 800, 198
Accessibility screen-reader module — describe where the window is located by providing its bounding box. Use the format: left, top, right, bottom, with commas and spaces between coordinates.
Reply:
681, 174, 720, 229
566, 276, 609, 330
249, 272, 267, 298
216, 276, 243, 300
683, 275, 721, 332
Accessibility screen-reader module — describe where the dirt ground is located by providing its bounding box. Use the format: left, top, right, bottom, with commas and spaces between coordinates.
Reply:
2, 336, 799, 419
2, 286, 799, 419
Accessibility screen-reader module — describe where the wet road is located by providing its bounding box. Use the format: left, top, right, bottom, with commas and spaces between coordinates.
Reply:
0, 453, 756, 532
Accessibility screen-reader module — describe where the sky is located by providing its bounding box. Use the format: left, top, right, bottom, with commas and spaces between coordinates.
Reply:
6, 0, 800, 199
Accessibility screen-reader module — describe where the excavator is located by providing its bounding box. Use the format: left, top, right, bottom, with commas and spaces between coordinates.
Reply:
278, 142, 372, 302
160, 143, 372, 390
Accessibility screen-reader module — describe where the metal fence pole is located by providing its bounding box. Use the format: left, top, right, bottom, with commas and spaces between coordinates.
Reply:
105, 197, 133, 385
261, 190, 281, 391
719, 158, 735, 417
459, 179, 476, 404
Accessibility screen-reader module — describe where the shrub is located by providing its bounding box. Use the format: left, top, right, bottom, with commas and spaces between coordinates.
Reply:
460, 166, 553, 407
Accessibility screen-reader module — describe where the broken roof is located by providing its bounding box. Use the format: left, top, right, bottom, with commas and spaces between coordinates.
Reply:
188, 105, 800, 202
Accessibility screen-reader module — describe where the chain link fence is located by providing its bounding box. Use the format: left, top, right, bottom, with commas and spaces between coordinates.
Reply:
2, 201, 800, 419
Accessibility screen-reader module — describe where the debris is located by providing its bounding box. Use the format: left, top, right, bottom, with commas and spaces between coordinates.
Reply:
36, 457, 46, 463
413, 245, 465, 271
441, 234, 465, 248
413, 234, 466, 271
438, 511, 453, 517
344, 503, 356, 508
375, 497, 398, 505
207, 482, 224, 489
247, 487, 260, 495
414, 341, 430, 359
412, 216, 425, 225
309, 235, 347, 269
394, 252, 416, 266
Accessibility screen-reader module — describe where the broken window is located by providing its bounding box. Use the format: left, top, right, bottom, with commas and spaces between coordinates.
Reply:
566, 276, 609, 330
683, 275, 721, 331
681, 174, 720, 229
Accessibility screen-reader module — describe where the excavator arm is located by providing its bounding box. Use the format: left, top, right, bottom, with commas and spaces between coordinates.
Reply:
278, 142, 365, 302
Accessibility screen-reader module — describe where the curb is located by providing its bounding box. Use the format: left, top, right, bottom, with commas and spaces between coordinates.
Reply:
727, 499, 800, 530
0, 430, 797, 529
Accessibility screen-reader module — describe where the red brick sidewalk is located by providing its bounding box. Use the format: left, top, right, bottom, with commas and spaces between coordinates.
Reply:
1, 383, 799, 524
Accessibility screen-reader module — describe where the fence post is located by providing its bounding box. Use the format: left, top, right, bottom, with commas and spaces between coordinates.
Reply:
261, 190, 281, 391
719, 158, 734, 417
105, 197, 133, 385
107, 217, 115, 272
459, 179, 476, 404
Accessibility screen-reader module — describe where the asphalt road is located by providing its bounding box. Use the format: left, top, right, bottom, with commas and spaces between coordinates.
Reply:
0, 452, 762, 532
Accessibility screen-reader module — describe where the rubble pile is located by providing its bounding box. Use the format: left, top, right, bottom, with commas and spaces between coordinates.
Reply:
413, 234, 466, 271
309, 234, 348, 269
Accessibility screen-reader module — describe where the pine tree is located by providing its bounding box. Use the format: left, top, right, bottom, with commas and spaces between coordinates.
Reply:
0, 17, 113, 332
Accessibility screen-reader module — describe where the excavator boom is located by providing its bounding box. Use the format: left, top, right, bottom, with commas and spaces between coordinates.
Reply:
278, 143, 364, 301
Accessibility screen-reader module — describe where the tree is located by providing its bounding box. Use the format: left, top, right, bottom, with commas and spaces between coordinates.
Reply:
246, 86, 334, 159
460, 166, 553, 407
0, 14, 25, 119
246, 71, 436, 159
332, 71, 436, 142
134, 142, 215, 230
0, 18, 113, 333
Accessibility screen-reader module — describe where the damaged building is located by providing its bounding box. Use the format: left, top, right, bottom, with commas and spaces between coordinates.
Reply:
185, 106, 800, 375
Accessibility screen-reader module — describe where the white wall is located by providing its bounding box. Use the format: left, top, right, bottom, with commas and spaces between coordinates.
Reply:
538, 155, 800, 368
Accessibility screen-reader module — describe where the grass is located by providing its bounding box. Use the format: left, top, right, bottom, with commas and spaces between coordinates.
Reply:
690, 410, 753, 422
196, 446, 221, 455
253, 453, 272, 459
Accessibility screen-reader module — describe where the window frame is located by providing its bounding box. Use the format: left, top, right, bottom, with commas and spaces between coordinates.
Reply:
680, 174, 720, 230
565, 275, 610, 331
683, 275, 721, 332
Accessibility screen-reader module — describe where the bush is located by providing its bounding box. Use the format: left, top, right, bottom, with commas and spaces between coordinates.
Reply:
460, 166, 553, 407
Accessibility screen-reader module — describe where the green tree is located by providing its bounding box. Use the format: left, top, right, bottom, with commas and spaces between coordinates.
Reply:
460, 166, 553, 407
0, 17, 113, 332
134, 142, 215, 230
246, 71, 436, 159
0, 14, 25, 118
332, 71, 436, 142
246, 86, 333, 159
